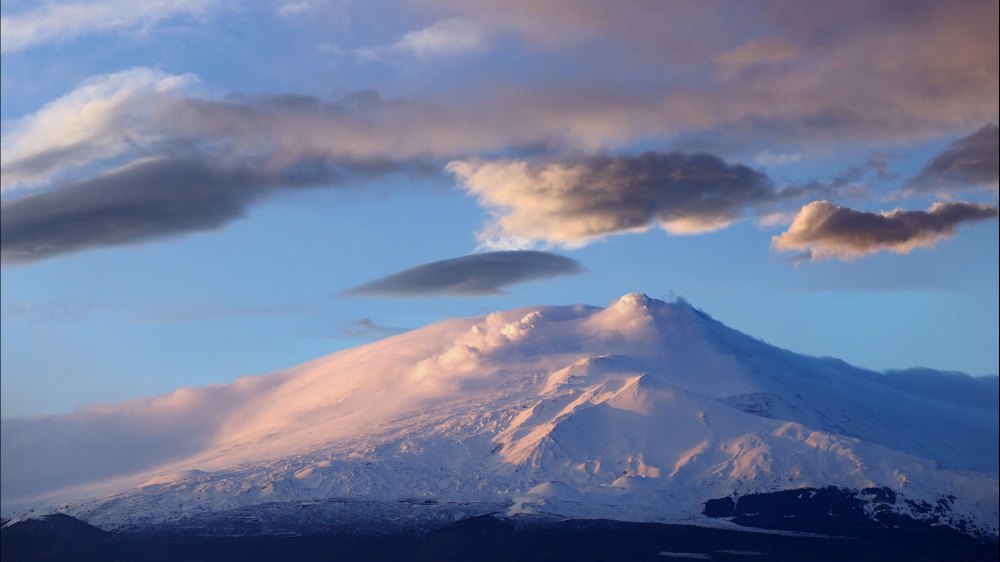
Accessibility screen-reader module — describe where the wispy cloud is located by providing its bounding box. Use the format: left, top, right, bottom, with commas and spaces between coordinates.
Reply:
340, 318, 406, 339
0, 0, 220, 53
355, 18, 488, 61
777, 159, 889, 203
449, 152, 779, 249
342, 251, 585, 297
0, 68, 195, 193
277, 1, 320, 17
718, 37, 803, 66
754, 150, 801, 167
772, 200, 999, 261
0, 299, 93, 322
903, 124, 999, 196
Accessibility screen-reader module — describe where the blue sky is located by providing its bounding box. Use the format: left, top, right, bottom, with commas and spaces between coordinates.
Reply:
1, 0, 997, 417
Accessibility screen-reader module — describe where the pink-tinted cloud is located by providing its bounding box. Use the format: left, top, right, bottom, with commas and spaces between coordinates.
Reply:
772, 200, 999, 261
449, 152, 777, 248
427, 0, 998, 141
0, 373, 286, 503
1, 1, 996, 264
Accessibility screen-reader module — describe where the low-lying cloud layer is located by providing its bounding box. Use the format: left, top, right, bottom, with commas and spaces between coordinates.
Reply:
772, 201, 999, 261
0, 372, 285, 502
342, 251, 585, 296
449, 152, 779, 248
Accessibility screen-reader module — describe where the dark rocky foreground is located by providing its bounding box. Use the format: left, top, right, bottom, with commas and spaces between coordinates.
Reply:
702, 485, 988, 536
3, 512, 996, 562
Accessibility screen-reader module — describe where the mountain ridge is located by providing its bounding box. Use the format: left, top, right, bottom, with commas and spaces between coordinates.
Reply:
2, 294, 997, 538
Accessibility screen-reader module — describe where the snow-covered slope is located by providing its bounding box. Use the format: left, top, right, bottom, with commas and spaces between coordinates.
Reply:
2, 294, 997, 536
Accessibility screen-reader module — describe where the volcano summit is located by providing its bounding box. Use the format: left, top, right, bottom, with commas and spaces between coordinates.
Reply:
2, 294, 997, 558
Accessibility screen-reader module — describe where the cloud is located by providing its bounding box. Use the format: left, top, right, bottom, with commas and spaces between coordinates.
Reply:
1, 157, 256, 264
0, 71, 445, 264
772, 200, 999, 261
356, 18, 488, 61
776, 159, 887, 204
0, 68, 194, 192
0, 155, 413, 265
880, 369, 998, 412
11, 0, 1000, 191
5, 1, 998, 150
718, 37, 803, 65
340, 318, 406, 338
427, 0, 997, 142
754, 150, 801, 166
904, 124, 999, 196
0, 373, 285, 503
3, 0, 997, 267
0, 71, 441, 196
342, 251, 585, 297
449, 152, 778, 248
0, 299, 93, 323
0, 0, 220, 53
278, 1, 319, 17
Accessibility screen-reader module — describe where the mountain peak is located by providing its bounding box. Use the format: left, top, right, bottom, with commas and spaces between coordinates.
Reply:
2, 295, 996, 538
615, 292, 657, 306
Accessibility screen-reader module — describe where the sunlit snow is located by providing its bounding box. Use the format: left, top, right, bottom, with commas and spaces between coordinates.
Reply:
2, 294, 996, 535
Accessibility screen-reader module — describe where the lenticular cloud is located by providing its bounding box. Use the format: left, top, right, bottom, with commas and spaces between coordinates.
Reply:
342, 251, 585, 296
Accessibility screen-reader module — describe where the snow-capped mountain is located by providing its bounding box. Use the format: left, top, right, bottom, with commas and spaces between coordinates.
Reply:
2, 294, 997, 537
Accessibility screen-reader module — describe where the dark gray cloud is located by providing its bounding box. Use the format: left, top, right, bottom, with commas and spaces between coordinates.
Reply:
905, 124, 999, 194
450, 151, 781, 248
0, 155, 418, 265
342, 251, 585, 297
778, 159, 885, 203
773, 200, 999, 261
2, 158, 260, 264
